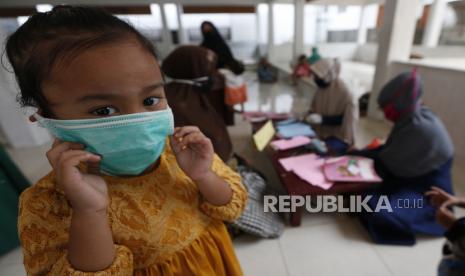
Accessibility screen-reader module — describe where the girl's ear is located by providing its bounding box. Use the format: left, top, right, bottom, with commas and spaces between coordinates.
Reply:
29, 108, 43, 122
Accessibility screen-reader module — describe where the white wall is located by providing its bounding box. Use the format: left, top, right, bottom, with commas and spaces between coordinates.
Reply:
303, 5, 318, 45
353, 44, 465, 65
269, 42, 465, 66
304, 42, 359, 60
353, 43, 378, 64
257, 3, 269, 44
411, 45, 465, 58
390, 61, 465, 159
231, 14, 257, 42
269, 42, 360, 63
326, 5, 362, 31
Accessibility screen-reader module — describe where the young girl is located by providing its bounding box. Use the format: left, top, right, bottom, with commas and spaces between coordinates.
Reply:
7, 6, 247, 275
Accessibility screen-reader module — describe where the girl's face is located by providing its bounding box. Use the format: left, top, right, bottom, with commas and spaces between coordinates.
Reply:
41, 40, 166, 120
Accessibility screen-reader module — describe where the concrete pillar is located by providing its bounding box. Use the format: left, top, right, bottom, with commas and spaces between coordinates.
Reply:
422, 0, 447, 47
293, 0, 305, 60
160, 4, 172, 46
315, 5, 328, 43
267, 2, 275, 58
357, 5, 368, 44
255, 4, 260, 46
368, 0, 422, 118
176, 3, 188, 44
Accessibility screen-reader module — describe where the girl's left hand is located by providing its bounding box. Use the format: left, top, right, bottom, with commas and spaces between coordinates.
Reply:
170, 126, 214, 181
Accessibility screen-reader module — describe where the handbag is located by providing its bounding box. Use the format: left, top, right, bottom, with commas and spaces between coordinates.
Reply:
219, 68, 248, 106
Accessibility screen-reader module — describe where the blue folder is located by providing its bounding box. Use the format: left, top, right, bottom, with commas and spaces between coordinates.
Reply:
276, 122, 315, 138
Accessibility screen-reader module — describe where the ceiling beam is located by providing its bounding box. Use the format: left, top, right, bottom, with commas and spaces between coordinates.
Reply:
0, 7, 35, 17
183, 5, 256, 14
0, 0, 266, 8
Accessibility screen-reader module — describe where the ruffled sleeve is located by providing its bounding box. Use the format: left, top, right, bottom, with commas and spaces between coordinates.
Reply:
199, 154, 247, 222
50, 245, 133, 276
18, 174, 134, 276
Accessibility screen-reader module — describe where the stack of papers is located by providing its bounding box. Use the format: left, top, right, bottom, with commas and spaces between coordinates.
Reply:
270, 136, 312, 151
278, 154, 334, 190
253, 120, 276, 151
276, 122, 316, 139
278, 154, 381, 190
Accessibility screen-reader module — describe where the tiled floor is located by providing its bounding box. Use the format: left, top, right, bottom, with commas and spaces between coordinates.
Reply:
2, 73, 464, 276
229, 75, 465, 276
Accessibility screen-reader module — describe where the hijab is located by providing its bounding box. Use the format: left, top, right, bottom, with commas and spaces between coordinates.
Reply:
311, 58, 341, 86
162, 45, 233, 162
310, 58, 357, 144
308, 47, 322, 65
200, 21, 235, 69
378, 71, 454, 178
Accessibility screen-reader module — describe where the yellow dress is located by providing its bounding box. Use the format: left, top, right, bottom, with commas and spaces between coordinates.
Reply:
18, 143, 247, 275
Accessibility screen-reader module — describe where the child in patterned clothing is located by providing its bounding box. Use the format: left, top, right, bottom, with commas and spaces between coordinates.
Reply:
7, 6, 247, 275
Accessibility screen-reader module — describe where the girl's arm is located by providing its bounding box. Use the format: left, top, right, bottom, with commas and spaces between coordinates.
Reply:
68, 208, 115, 271
171, 126, 247, 221
194, 170, 232, 206
18, 179, 133, 276
170, 126, 233, 205
45, 140, 116, 271
198, 154, 248, 222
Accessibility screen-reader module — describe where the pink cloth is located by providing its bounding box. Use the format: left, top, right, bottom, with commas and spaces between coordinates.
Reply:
270, 136, 312, 151
279, 154, 334, 190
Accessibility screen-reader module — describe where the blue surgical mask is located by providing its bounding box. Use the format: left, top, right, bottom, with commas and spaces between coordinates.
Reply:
34, 108, 174, 176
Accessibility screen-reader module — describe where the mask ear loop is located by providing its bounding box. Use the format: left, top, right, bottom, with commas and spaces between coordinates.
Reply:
165, 76, 210, 88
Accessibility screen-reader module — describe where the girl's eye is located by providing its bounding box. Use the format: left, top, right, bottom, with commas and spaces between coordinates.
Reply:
92, 106, 117, 116
143, 96, 161, 106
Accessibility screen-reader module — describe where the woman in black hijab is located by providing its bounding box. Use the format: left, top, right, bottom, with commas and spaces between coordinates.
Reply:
200, 21, 243, 74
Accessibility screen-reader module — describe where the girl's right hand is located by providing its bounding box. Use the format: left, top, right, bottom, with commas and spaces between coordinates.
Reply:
46, 139, 109, 213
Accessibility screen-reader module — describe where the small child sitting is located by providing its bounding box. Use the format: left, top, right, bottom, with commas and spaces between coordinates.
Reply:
292, 54, 311, 85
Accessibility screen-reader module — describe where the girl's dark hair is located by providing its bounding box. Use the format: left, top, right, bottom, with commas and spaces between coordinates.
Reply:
5, 5, 157, 114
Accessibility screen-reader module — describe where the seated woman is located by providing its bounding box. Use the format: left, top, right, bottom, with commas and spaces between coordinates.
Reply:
305, 58, 358, 147
162, 46, 233, 162
307, 47, 322, 65
292, 54, 311, 85
352, 70, 454, 245
257, 57, 278, 83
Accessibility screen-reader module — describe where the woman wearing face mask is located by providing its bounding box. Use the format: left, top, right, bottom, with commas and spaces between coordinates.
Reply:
351, 70, 454, 245
9, 6, 246, 275
200, 21, 234, 70
305, 58, 358, 146
200, 21, 244, 76
162, 46, 233, 162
